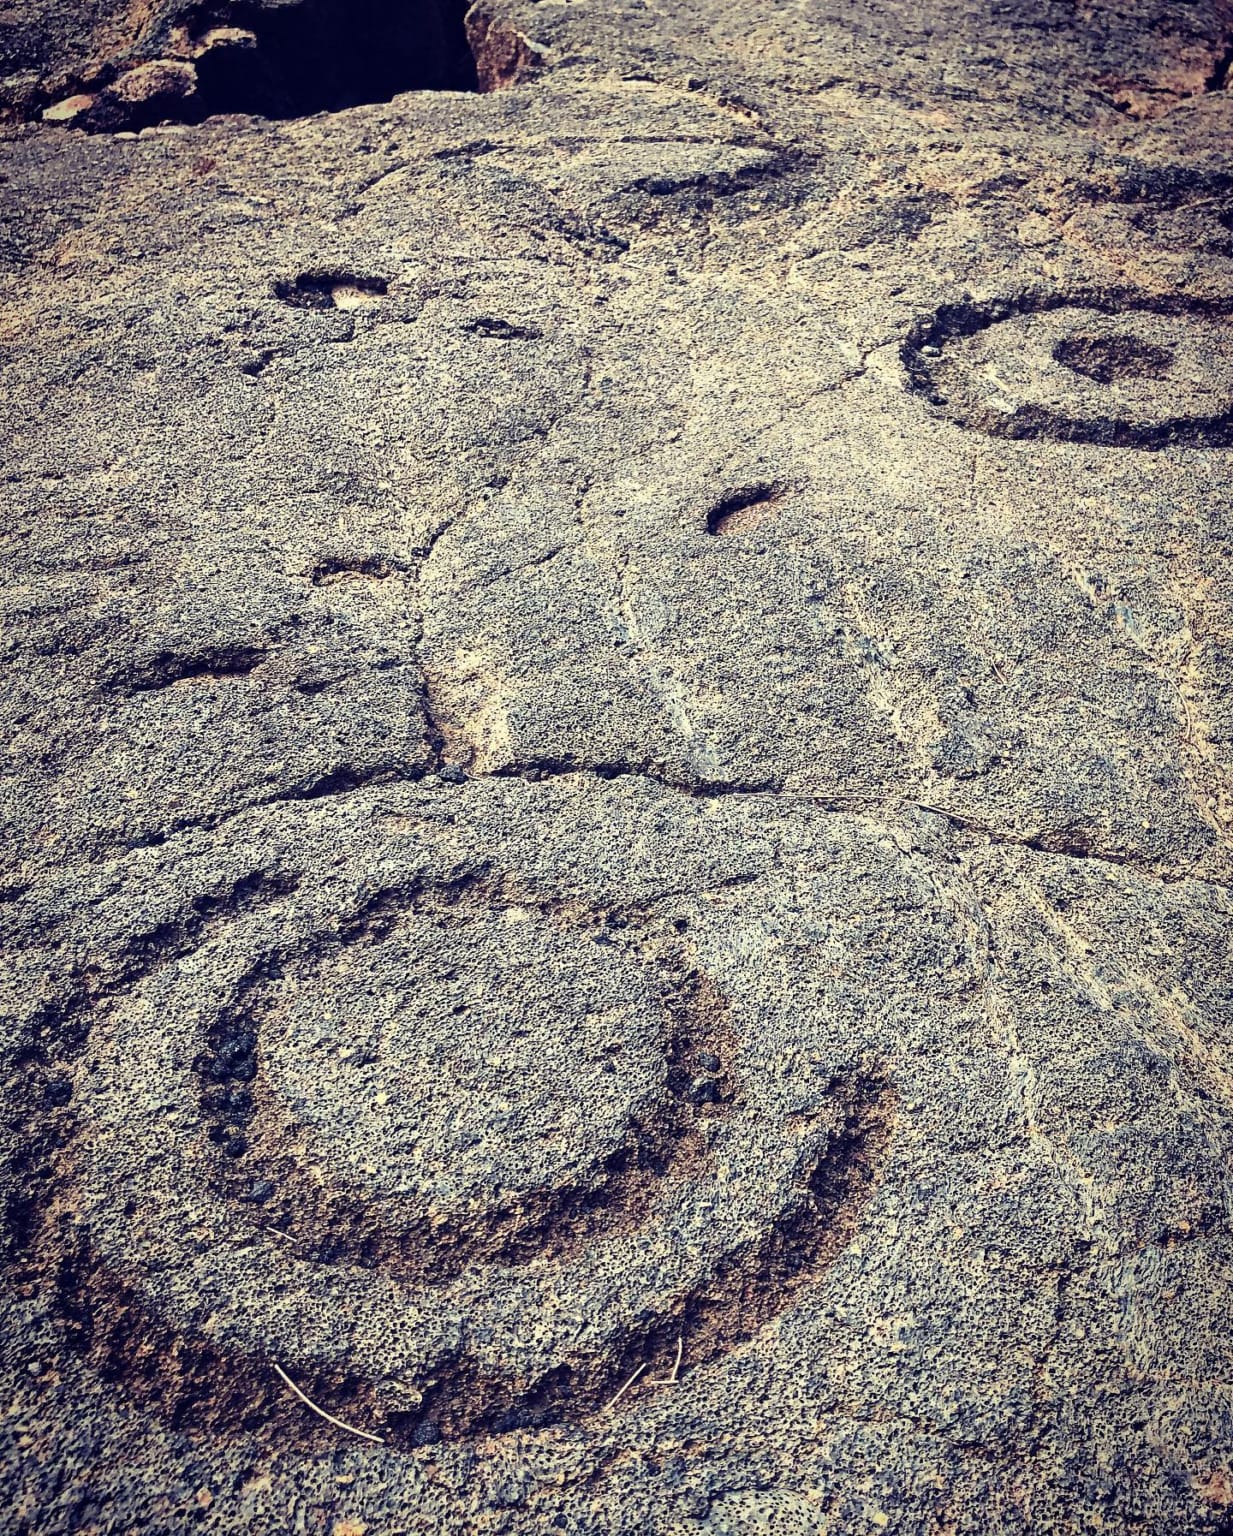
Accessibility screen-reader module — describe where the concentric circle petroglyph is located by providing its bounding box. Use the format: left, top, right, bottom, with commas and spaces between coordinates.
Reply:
904, 293, 1233, 447
53, 840, 890, 1445
9, 0, 1233, 1524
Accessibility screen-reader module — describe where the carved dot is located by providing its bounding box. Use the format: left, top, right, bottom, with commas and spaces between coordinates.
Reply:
1052, 333, 1175, 384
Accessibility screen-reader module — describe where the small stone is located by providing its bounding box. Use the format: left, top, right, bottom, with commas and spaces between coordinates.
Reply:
107, 60, 197, 109
42, 94, 95, 123
197, 27, 258, 55
695, 1052, 721, 1072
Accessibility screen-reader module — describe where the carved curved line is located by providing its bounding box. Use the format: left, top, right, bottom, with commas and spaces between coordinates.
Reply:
21, 1069, 894, 1448
196, 889, 738, 1284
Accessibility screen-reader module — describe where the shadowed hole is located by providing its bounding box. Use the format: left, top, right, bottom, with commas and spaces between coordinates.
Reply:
706, 483, 786, 537
116, 644, 267, 692
29, 0, 488, 131
190, 0, 478, 117
273, 270, 388, 310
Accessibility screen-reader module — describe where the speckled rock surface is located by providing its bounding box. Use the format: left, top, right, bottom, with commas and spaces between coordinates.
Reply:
2, 3, 1233, 1533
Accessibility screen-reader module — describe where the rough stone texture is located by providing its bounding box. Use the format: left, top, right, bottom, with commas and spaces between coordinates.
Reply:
2, 2, 1233, 1533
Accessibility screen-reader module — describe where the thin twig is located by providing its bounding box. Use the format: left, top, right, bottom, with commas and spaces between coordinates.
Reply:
272, 1362, 385, 1445
912, 801, 992, 832
650, 1334, 684, 1386
601, 1362, 647, 1414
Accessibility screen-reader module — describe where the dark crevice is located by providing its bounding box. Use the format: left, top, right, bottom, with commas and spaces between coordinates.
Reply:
1205, 41, 1233, 94
271, 763, 405, 803
24, 0, 492, 132
492, 755, 783, 799
49, 744, 1209, 889
79, 763, 430, 863
185, 0, 479, 117
910, 800, 1219, 885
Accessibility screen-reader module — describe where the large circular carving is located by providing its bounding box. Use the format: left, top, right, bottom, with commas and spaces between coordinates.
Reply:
54, 862, 889, 1446
904, 293, 1233, 448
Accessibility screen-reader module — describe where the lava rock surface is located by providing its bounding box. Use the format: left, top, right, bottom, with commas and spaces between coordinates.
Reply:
2, 2, 1233, 1533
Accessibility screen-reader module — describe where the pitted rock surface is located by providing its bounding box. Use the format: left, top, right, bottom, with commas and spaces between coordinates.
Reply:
2, 2, 1233, 1534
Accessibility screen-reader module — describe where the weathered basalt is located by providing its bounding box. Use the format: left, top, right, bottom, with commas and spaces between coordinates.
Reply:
2, 1, 1233, 1533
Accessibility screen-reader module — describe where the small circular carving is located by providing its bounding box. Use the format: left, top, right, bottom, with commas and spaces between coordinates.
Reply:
264, 909, 664, 1213
904, 293, 1233, 448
